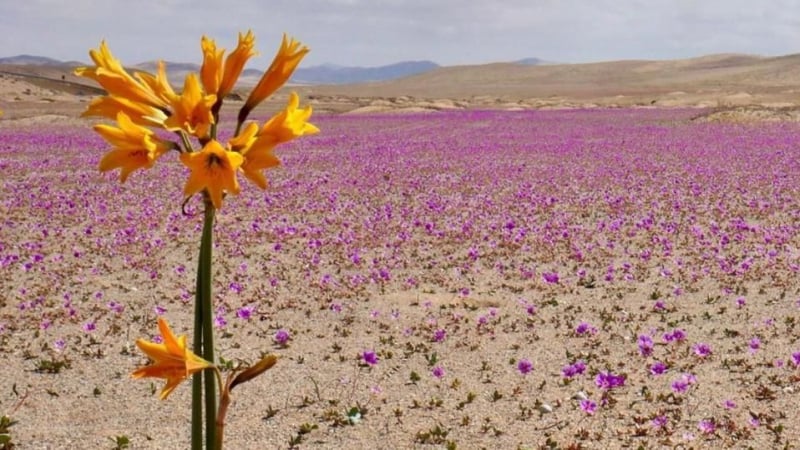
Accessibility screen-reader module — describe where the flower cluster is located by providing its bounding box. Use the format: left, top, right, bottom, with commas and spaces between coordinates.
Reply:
77, 31, 318, 209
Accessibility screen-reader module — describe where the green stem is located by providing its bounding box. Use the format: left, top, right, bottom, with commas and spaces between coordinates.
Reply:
191, 208, 205, 450
198, 196, 218, 449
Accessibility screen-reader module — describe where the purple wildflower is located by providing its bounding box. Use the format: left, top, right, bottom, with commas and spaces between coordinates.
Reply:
649, 361, 668, 376
236, 305, 255, 320
575, 321, 598, 336
663, 328, 686, 343
273, 329, 291, 346
542, 272, 559, 284
595, 371, 625, 390
651, 415, 668, 429
698, 419, 716, 435
579, 399, 596, 415
214, 315, 227, 328
53, 339, 66, 352
431, 366, 445, 379
432, 329, 447, 342
748, 337, 761, 353
693, 343, 712, 358
562, 360, 587, 378
362, 350, 379, 366
517, 359, 533, 375
638, 334, 654, 356
722, 399, 737, 410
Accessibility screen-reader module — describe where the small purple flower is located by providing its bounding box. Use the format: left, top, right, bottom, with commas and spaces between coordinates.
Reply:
575, 321, 598, 336
542, 272, 559, 284
638, 335, 654, 357
735, 297, 746, 308
273, 329, 291, 346
698, 419, 716, 435
693, 343, 712, 358
671, 373, 696, 393
649, 361, 668, 376
562, 360, 587, 378
431, 366, 445, 379
329, 303, 342, 313
432, 329, 447, 342
748, 337, 761, 353
595, 371, 625, 390
791, 352, 800, 366
236, 305, 255, 320
579, 399, 596, 415
53, 339, 66, 352
653, 300, 666, 311
517, 359, 533, 375
153, 305, 166, 316
229, 282, 243, 294
722, 399, 737, 410
107, 301, 124, 314
362, 350, 378, 366
651, 414, 668, 429
663, 328, 686, 343
525, 303, 537, 315
82, 321, 96, 333
214, 315, 227, 328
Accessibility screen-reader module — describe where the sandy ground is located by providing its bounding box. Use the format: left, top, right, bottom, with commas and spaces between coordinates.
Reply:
2, 60, 800, 449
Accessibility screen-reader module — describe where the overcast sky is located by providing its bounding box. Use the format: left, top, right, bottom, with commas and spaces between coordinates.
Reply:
1, 0, 799, 67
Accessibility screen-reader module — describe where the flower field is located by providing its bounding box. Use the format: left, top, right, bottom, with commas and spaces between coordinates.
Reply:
2, 108, 800, 448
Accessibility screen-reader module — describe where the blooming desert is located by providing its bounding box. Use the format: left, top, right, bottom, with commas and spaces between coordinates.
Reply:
1, 108, 800, 447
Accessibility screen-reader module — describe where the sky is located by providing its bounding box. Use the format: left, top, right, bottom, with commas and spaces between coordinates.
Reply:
1, 0, 799, 68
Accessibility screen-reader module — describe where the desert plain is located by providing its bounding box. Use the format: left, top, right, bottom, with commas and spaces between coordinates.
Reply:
2, 55, 800, 449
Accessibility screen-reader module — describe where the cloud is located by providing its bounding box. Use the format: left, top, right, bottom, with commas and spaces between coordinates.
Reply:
0, 0, 798, 66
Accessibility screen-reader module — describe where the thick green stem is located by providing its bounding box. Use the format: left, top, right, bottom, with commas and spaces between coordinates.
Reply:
192, 195, 217, 449
199, 197, 218, 449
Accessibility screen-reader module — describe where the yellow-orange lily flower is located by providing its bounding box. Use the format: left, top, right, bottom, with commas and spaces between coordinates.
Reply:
75, 41, 167, 110
242, 34, 309, 115
83, 95, 168, 127
240, 92, 318, 189
199, 30, 257, 102
164, 74, 216, 138
95, 112, 174, 182
135, 60, 176, 105
180, 140, 244, 209
200, 36, 224, 96
132, 317, 214, 400
219, 30, 257, 100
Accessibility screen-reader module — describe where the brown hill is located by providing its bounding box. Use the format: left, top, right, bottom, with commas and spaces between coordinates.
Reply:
2, 53, 800, 118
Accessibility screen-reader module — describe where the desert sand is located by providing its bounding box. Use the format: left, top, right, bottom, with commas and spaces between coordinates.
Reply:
2, 56, 800, 449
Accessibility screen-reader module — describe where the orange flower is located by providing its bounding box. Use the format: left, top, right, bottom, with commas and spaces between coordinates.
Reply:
200, 36, 225, 96
132, 317, 214, 400
242, 34, 308, 115
164, 74, 216, 138
95, 112, 173, 182
82, 95, 167, 127
75, 41, 167, 110
180, 140, 244, 209
240, 92, 318, 189
210, 30, 257, 100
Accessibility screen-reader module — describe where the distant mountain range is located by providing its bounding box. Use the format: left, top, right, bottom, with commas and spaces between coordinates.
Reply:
0, 54, 546, 85
0, 54, 84, 67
